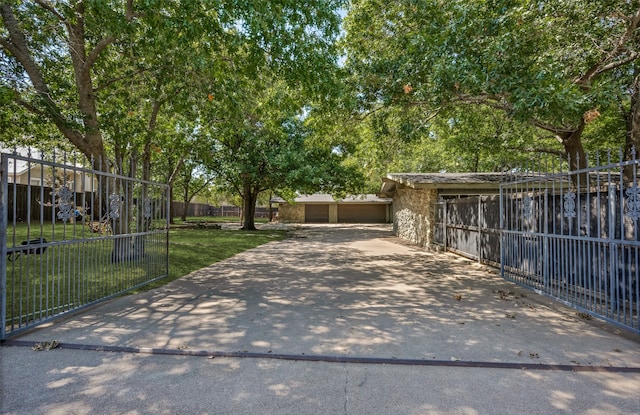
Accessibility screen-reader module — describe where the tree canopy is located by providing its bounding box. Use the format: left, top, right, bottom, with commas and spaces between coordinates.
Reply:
1, 1, 346, 163
1, 0, 361, 223
342, 0, 640, 171
198, 72, 363, 229
3, 0, 640, 216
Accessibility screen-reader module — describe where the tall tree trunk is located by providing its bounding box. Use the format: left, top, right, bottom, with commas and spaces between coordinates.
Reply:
139, 99, 160, 229
241, 183, 258, 231
268, 191, 274, 222
558, 126, 587, 170
551, 121, 588, 187
169, 187, 176, 225
166, 153, 186, 225
181, 175, 191, 222
108, 133, 129, 262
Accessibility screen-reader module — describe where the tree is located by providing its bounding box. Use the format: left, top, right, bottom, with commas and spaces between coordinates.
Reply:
2, 0, 353, 239
0, 1, 131, 169
335, 103, 561, 190
1, 0, 348, 166
343, 0, 640, 171
175, 161, 215, 222
200, 77, 364, 230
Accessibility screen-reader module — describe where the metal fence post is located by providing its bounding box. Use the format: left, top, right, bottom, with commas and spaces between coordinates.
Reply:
608, 184, 618, 315
499, 180, 505, 279
543, 189, 549, 291
0, 154, 7, 340
165, 185, 171, 278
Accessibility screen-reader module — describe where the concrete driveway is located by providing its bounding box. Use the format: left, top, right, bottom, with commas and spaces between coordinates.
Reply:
2, 224, 640, 414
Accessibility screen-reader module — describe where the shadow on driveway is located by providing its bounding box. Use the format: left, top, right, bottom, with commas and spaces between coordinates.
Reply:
3, 224, 640, 415
14, 224, 640, 368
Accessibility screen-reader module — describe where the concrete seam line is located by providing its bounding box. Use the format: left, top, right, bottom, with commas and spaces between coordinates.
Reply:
3, 340, 639, 373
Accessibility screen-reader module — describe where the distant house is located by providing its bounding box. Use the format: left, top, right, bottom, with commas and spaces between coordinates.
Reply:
272, 194, 392, 224
2, 148, 100, 223
5, 152, 96, 192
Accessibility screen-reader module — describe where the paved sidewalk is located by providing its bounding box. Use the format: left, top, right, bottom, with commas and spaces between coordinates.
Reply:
2, 224, 640, 414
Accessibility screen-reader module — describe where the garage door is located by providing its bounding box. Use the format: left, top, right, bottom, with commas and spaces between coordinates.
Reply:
305, 204, 330, 223
338, 204, 387, 223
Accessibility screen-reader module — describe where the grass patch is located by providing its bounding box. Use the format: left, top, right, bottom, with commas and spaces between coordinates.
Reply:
3, 222, 287, 332
141, 227, 287, 291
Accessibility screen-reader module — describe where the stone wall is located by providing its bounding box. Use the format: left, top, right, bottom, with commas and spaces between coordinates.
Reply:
392, 187, 438, 249
277, 203, 305, 223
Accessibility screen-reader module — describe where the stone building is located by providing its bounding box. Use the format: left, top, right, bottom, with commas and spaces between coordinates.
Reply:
378, 173, 502, 249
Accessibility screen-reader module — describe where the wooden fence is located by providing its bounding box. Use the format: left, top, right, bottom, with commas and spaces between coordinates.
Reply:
171, 202, 275, 219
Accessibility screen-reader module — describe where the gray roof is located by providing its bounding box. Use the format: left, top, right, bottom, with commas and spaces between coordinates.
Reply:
272, 193, 392, 204
379, 173, 503, 197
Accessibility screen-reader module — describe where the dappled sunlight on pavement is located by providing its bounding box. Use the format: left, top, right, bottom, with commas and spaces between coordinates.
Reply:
4, 224, 640, 414
15, 224, 640, 368
3, 345, 640, 415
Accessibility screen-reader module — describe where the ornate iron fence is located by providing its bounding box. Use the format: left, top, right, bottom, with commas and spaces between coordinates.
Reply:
501, 149, 640, 334
0, 150, 170, 339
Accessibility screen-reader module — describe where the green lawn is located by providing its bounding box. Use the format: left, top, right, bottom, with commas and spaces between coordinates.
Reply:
3, 221, 288, 331
156, 227, 286, 289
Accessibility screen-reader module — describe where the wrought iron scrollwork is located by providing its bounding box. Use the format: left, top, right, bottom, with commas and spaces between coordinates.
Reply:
55, 186, 74, 222
109, 194, 122, 219
625, 185, 640, 220
563, 191, 576, 218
